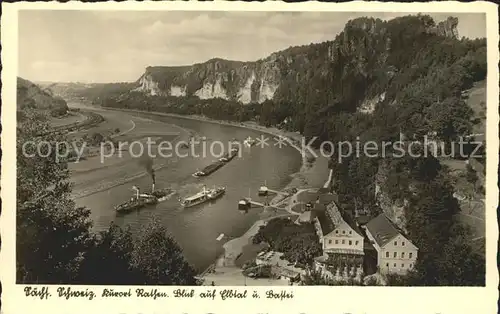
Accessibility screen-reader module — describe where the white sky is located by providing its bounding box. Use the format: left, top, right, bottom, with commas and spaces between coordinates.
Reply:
18, 11, 486, 83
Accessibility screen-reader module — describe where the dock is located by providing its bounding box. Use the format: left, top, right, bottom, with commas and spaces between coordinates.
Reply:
265, 188, 289, 196
247, 199, 282, 210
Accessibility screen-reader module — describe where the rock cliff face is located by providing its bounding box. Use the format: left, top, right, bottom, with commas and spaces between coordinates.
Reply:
435, 16, 459, 39
374, 162, 408, 232
134, 57, 282, 104
129, 15, 460, 106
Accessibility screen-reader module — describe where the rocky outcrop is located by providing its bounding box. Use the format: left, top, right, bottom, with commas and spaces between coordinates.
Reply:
435, 17, 459, 39
374, 162, 408, 232
134, 73, 161, 96
358, 92, 386, 114
125, 15, 462, 106
134, 56, 283, 104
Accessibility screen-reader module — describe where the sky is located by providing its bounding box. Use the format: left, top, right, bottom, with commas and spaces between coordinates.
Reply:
18, 11, 486, 83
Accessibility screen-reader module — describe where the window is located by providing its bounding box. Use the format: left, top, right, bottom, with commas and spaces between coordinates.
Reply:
409, 263, 413, 268
386, 263, 389, 267
349, 231, 352, 235
386, 252, 389, 258
328, 240, 332, 244
349, 240, 352, 245
393, 263, 396, 267
402, 241, 405, 246
394, 241, 397, 246
335, 240, 338, 244
393, 252, 397, 258
409, 252, 413, 258
401, 252, 405, 258
355, 241, 359, 245
342, 240, 345, 244
342, 230, 345, 234
401, 263, 404, 268
335, 230, 338, 234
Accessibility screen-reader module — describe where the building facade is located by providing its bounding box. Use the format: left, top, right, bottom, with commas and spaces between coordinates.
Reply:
322, 201, 364, 255
364, 214, 418, 275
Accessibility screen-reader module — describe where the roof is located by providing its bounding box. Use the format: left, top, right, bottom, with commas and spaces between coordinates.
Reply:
365, 214, 401, 247
318, 187, 330, 194
312, 203, 326, 213
273, 267, 301, 278
297, 191, 319, 204
318, 193, 338, 205
355, 214, 372, 225
317, 201, 365, 237
317, 211, 335, 235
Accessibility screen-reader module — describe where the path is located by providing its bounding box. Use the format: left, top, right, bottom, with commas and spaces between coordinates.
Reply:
324, 169, 333, 189
111, 119, 136, 138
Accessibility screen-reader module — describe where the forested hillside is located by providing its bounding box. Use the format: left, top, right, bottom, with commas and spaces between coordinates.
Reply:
96, 15, 485, 144
17, 77, 68, 117
56, 14, 487, 286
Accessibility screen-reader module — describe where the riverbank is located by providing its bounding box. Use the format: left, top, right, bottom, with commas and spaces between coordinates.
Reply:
85, 106, 330, 281
103, 107, 327, 188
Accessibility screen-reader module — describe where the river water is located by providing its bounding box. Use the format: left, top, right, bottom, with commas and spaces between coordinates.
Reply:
70, 106, 301, 272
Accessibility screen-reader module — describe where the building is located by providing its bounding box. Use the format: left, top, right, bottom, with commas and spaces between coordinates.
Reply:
364, 214, 418, 275
313, 200, 365, 281
255, 251, 306, 283
320, 201, 365, 256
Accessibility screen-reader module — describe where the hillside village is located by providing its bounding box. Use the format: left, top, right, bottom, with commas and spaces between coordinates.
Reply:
236, 184, 420, 286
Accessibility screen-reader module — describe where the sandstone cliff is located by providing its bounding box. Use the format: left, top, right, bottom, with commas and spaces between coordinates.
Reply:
130, 15, 460, 107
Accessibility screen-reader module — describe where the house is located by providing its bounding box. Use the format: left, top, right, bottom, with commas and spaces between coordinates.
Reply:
320, 201, 365, 257
364, 214, 418, 275
311, 199, 366, 280
272, 267, 301, 282
256, 251, 306, 282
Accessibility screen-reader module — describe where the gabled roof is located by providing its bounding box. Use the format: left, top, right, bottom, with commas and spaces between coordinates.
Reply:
318, 193, 338, 205
319, 201, 363, 237
365, 214, 401, 247
317, 211, 335, 235
313, 203, 326, 213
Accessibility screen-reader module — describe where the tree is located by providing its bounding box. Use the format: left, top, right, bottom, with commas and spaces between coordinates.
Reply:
131, 217, 197, 285
465, 164, 479, 187
77, 223, 138, 285
17, 109, 93, 284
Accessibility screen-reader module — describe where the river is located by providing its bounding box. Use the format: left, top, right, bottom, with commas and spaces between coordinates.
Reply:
68, 104, 302, 272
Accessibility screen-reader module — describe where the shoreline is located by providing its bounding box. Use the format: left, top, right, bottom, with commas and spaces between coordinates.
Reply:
101, 106, 312, 174
82, 105, 328, 280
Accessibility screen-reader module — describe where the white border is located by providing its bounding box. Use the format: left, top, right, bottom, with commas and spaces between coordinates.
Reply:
1, 2, 498, 314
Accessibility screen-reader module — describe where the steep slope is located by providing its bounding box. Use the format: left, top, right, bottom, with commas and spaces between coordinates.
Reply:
130, 16, 465, 107
17, 77, 68, 116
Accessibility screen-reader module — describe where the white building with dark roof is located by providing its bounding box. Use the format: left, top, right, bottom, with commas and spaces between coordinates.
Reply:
320, 201, 365, 256
364, 214, 418, 275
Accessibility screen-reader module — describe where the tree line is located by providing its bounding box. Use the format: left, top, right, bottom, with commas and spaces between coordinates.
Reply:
16, 108, 198, 285
85, 15, 487, 286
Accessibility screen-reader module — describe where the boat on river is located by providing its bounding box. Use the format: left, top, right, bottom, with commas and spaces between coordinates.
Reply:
219, 147, 239, 162
115, 186, 158, 214
192, 160, 225, 177
243, 136, 256, 147
181, 186, 226, 208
